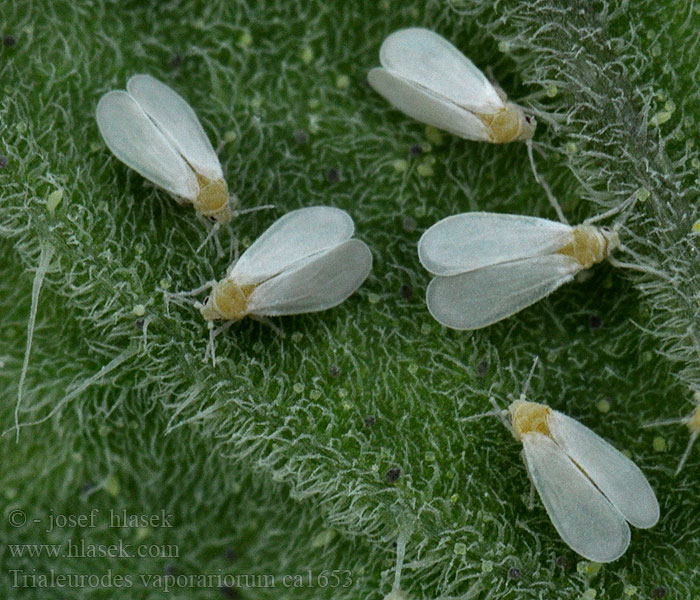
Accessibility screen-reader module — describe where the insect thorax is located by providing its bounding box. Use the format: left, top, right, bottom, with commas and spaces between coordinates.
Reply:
510, 400, 551, 441
194, 173, 232, 224
477, 102, 535, 143
201, 279, 256, 321
556, 225, 615, 270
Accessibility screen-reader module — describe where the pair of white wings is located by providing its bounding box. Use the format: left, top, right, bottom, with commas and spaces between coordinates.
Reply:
418, 213, 584, 330
523, 409, 659, 562
96, 74, 222, 202
368, 28, 505, 141
228, 206, 373, 317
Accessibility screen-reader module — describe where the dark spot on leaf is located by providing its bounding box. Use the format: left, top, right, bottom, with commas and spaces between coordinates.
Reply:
399, 284, 413, 301
0, 156, 8, 169
134, 318, 145, 330
402, 216, 417, 233
80, 481, 96, 496
555, 555, 569, 570
167, 53, 182, 69
507, 567, 521, 580
476, 360, 489, 377
385, 467, 400, 484
224, 547, 239, 561
363, 415, 375, 428
219, 586, 240, 599
293, 129, 308, 144
409, 144, 423, 157
3, 35, 17, 47
391, 540, 397, 548
328, 364, 341, 378
326, 168, 340, 183
589, 314, 602, 329
651, 586, 667, 599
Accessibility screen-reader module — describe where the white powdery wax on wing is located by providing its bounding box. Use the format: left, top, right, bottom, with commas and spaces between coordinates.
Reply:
96, 74, 234, 224
369, 28, 536, 143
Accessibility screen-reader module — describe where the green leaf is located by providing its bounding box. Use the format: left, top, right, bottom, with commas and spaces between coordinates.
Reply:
2, 0, 699, 598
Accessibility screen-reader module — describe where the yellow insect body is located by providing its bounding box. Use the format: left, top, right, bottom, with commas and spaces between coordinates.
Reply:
556, 225, 620, 269
193, 174, 234, 224
510, 400, 552, 441
199, 279, 256, 322
477, 102, 537, 144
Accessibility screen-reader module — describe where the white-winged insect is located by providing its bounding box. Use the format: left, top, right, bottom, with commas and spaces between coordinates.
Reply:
643, 392, 700, 475
96, 74, 257, 228
468, 361, 659, 563
417, 212, 625, 330
368, 28, 536, 144
172, 206, 373, 363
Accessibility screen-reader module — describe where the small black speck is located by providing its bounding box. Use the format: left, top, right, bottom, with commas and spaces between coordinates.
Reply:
3, 35, 17, 48
555, 555, 569, 570
80, 481, 96, 495
326, 168, 340, 183
224, 547, 239, 561
329, 364, 341, 378
0, 156, 8, 169
588, 314, 602, 329
476, 359, 489, 377
167, 53, 182, 69
399, 284, 413, 301
219, 586, 240, 599
293, 129, 308, 144
651, 586, 667, 599
134, 318, 145, 330
402, 216, 417, 233
409, 144, 423, 157
363, 415, 376, 428
391, 540, 397, 548
385, 467, 401, 484
507, 567, 521, 580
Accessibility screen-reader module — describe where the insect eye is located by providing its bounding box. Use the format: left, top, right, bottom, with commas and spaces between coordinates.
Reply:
208, 216, 217, 223
203, 296, 210, 304
525, 115, 532, 124
602, 226, 611, 232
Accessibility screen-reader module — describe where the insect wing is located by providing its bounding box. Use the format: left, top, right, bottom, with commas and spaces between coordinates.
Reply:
548, 411, 660, 529
246, 239, 372, 316
379, 28, 504, 114
522, 432, 631, 563
368, 68, 491, 142
96, 90, 199, 200
425, 254, 580, 330
230, 206, 356, 286
418, 212, 573, 276
127, 74, 223, 182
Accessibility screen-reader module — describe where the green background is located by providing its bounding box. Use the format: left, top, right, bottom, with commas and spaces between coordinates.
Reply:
2, 0, 699, 598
